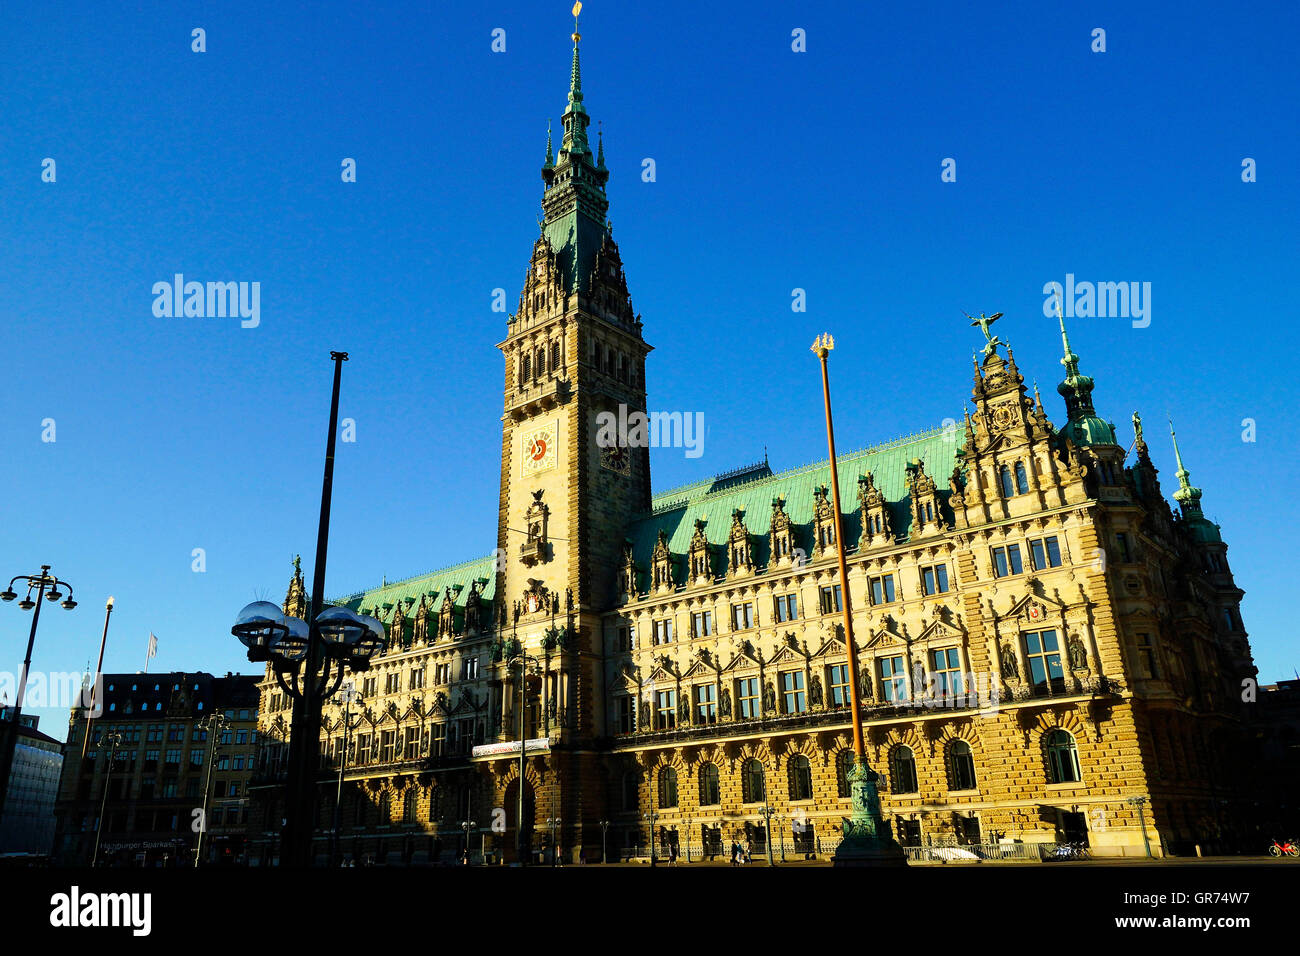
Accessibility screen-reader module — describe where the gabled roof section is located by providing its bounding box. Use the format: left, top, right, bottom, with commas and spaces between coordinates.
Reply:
329, 555, 497, 617
627, 427, 959, 573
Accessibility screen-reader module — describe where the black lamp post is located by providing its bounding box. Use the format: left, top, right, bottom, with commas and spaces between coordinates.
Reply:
0, 565, 77, 821
231, 352, 385, 867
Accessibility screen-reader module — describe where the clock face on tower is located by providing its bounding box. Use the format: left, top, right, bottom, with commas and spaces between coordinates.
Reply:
521, 422, 558, 476
601, 444, 630, 476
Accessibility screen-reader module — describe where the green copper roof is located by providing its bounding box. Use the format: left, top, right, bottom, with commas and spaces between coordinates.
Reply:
329, 555, 497, 617
628, 427, 961, 574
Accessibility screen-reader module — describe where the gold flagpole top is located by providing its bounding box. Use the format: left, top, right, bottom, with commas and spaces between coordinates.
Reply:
810, 333, 835, 357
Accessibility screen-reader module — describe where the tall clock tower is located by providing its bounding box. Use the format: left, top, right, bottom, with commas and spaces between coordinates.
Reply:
493, 14, 650, 856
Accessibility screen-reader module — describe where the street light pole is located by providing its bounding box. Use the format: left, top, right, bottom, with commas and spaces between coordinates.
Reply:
1127, 795, 1153, 858
810, 335, 905, 867
331, 682, 359, 867
599, 819, 609, 864
643, 808, 657, 867
194, 712, 228, 867
509, 653, 538, 865
91, 732, 123, 867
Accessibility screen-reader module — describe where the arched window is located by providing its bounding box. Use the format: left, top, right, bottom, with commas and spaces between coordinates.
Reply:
1045, 730, 1082, 783
890, 745, 919, 794
698, 763, 721, 806
742, 758, 766, 804
621, 771, 639, 811
403, 788, 418, 824
835, 750, 854, 798
948, 739, 978, 791
658, 767, 679, 808
1015, 461, 1030, 495
787, 754, 813, 801
999, 465, 1014, 498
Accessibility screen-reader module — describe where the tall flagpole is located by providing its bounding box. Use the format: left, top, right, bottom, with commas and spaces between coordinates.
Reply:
81, 597, 115, 759
811, 333, 905, 867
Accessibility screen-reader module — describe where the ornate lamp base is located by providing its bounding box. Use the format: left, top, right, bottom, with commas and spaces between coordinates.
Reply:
833, 757, 908, 867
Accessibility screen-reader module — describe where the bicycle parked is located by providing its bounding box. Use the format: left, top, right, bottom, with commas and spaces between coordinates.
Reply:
1268, 838, 1298, 857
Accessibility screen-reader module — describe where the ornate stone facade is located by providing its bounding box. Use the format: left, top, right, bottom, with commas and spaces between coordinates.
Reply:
244, 22, 1256, 865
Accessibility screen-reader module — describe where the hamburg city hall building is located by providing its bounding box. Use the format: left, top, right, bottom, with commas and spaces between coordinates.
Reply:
246, 21, 1257, 865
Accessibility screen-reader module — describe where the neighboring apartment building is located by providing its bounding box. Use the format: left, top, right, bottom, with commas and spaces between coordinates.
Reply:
52, 671, 260, 866
0, 710, 64, 859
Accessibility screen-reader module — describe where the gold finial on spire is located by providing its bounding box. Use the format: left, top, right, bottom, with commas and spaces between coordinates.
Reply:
572, 1, 582, 42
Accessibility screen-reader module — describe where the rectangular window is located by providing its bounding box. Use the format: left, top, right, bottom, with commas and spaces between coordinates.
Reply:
410, 668, 425, 690
385, 673, 400, 694
363, 677, 378, 697
929, 647, 964, 699
731, 603, 755, 631
380, 730, 396, 763
656, 690, 677, 730
819, 585, 843, 614
1029, 535, 1063, 570
694, 684, 717, 723
461, 658, 479, 681
870, 574, 896, 605
991, 544, 1024, 578
653, 619, 674, 645
404, 727, 420, 759
879, 656, 908, 702
828, 664, 850, 707
780, 671, 806, 714
1024, 629, 1065, 692
691, 611, 713, 638
165, 749, 180, 766
616, 696, 634, 734
1136, 633, 1159, 679
1115, 533, 1132, 563
737, 677, 760, 719
617, 626, 635, 651
773, 594, 799, 623
921, 564, 950, 595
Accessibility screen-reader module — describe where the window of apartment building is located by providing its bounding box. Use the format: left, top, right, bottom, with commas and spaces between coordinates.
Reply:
617, 625, 635, 651
1015, 462, 1030, 495
430, 725, 445, 758
1136, 633, 1160, 678
168, 727, 184, 742
363, 677, 378, 697
1024, 629, 1065, 692
787, 754, 813, 800
879, 655, 908, 702
434, 663, 450, 685
615, 696, 634, 734
355, 735, 371, 764
461, 658, 479, 681
999, 465, 1015, 498
655, 690, 677, 730
1115, 532, 1132, 563
819, 585, 842, 614
991, 544, 1024, 578
380, 730, 396, 763
929, 647, 964, 699
870, 574, 896, 605
921, 564, 949, 595
890, 745, 919, 794
165, 749, 180, 766
694, 684, 717, 724
144, 749, 159, 769
691, 611, 713, 638
385, 673, 400, 694
652, 619, 674, 645
220, 729, 233, 745
737, 677, 760, 719
405, 727, 420, 760
773, 594, 799, 623
699, 763, 721, 806
828, 664, 850, 707
146, 724, 163, 743
1045, 730, 1082, 784
780, 671, 806, 714
731, 602, 755, 631
1029, 535, 1063, 570
410, 668, 425, 690
948, 739, 978, 791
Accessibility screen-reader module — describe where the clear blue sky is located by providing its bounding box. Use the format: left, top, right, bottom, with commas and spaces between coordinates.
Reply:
2, 1, 1296, 740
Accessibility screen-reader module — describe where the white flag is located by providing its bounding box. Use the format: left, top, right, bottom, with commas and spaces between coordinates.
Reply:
146, 632, 157, 659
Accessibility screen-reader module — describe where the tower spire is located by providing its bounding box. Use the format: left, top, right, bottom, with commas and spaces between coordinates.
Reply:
1054, 289, 1116, 446
1168, 417, 1203, 513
